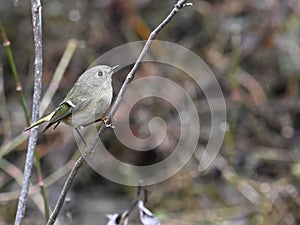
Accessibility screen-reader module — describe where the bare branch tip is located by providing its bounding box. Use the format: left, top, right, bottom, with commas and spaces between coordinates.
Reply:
175, 0, 193, 11
183, 2, 193, 7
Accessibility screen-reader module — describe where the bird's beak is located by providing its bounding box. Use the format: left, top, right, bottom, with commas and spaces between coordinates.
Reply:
110, 65, 119, 73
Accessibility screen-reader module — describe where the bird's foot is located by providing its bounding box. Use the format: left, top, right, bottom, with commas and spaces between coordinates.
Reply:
102, 116, 115, 129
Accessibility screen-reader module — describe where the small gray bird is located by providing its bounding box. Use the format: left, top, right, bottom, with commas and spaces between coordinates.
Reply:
25, 65, 119, 132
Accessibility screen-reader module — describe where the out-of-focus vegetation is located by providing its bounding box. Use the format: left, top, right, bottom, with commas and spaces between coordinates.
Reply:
1, 0, 300, 224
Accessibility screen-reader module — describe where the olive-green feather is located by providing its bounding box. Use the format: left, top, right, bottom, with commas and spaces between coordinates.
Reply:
24, 112, 55, 131
42, 102, 73, 132
49, 103, 72, 124
25, 102, 72, 132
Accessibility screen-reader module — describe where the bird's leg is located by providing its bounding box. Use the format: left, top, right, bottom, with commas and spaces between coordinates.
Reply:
81, 116, 115, 128
101, 116, 115, 128
74, 128, 87, 146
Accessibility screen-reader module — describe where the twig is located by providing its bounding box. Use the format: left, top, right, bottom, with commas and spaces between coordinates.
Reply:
46, 1, 192, 224
14, 0, 43, 224
47, 156, 85, 225
109, 0, 192, 120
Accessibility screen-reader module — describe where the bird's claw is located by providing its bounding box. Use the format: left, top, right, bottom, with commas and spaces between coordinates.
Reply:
102, 116, 115, 129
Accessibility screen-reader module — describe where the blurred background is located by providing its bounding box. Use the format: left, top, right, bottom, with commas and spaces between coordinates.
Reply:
1, 0, 300, 224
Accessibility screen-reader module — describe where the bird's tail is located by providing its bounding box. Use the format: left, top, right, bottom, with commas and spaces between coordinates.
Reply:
24, 112, 55, 131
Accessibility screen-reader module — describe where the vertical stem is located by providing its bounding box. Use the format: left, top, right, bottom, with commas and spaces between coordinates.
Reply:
0, 64, 11, 140
0, 20, 30, 125
14, 0, 43, 224
34, 152, 50, 220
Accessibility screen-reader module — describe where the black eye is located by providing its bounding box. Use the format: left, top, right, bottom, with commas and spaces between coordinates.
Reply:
97, 71, 103, 77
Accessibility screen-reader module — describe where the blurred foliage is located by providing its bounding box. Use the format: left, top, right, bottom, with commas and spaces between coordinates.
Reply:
1, 0, 300, 224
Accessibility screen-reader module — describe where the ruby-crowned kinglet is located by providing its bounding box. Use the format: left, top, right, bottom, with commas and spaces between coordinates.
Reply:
25, 65, 119, 132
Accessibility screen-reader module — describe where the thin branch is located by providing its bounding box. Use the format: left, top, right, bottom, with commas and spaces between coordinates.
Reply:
14, 0, 43, 224
47, 156, 85, 225
46, 1, 192, 224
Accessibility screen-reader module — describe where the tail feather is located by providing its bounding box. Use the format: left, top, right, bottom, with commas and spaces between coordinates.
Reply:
24, 112, 55, 131
42, 120, 60, 132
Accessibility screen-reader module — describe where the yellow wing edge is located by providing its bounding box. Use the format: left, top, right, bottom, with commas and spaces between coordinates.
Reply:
24, 112, 55, 131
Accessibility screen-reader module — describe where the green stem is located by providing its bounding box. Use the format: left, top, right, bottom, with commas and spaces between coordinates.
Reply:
34, 151, 50, 220
0, 20, 30, 125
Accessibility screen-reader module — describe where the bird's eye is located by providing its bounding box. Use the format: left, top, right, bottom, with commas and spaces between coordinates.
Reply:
97, 71, 103, 77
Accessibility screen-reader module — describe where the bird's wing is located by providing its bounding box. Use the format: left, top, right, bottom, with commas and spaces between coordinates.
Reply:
25, 84, 93, 132
70, 97, 92, 113
43, 97, 92, 132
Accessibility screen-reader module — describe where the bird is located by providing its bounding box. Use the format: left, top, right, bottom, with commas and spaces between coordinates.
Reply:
25, 65, 119, 132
